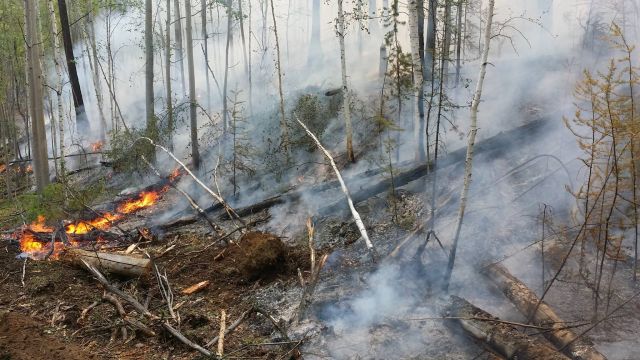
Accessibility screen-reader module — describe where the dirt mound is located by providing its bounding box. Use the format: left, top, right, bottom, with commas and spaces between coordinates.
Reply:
229, 231, 286, 280
0, 312, 96, 360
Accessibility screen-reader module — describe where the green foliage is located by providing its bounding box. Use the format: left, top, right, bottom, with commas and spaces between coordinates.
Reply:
105, 127, 157, 173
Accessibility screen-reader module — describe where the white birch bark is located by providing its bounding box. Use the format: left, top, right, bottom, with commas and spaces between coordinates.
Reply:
337, 0, 355, 163
295, 115, 376, 259
408, 0, 426, 162
444, 0, 495, 291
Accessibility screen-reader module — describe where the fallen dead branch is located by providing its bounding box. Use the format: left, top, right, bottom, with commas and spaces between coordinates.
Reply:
136, 137, 243, 224
205, 309, 253, 348
64, 248, 152, 278
141, 155, 221, 234
294, 114, 377, 261
445, 295, 570, 359
81, 260, 213, 357
181, 280, 210, 295
217, 309, 226, 357
483, 263, 607, 360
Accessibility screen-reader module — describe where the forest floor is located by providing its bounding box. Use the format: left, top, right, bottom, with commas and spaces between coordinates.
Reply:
2, 136, 640, 359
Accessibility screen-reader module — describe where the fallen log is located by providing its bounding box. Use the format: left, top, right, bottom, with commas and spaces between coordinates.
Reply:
320, 119, 550, 216
64, 248, 152, 278
483, 263, 607, 360
445, 295, 569, 360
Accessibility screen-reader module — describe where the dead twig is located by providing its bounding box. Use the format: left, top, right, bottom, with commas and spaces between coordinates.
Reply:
217, 309, 226, 358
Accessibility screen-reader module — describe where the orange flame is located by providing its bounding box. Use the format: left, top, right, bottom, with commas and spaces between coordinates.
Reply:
0, 164, 6, 173
90, 141, 104, 152
19, 187, 168, 257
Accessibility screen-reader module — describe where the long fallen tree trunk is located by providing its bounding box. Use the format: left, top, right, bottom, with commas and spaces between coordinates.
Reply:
319, 118, 550, 216
445, 295, 570, 359
483, 263, 607, 360
215, 119, 551, 222
63, 248, 152, 278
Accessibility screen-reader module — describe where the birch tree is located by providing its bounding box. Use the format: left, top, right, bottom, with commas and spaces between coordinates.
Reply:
337, 0, 355, 163
408, 0, 426, 162
443, 0, 495, 292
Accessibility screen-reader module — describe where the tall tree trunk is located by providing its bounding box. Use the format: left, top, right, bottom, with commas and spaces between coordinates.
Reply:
409, 0, 426, 162
368, 0, 378, 36
48, 0, 66, 180
185, 0, 200, 169
443, 0, 495, 292
425, 0, 437, 80
270, 0, 289, 153
166, 0, 174, 150
337, 0, 355, 163
85, 13, 107, 140
25, 0, 50, 192
454, 0, 464, 87
175, 0, 187, 96
145, 0, 157, 144
202, 0, 211, 112
308, 0, 321, 66
57, 0, 89, 134
442, 0, 453, 84
222, 0, 233, 132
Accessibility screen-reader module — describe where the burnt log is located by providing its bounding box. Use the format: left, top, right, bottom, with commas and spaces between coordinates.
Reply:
445, 295, 569, 360
63, 248, 152, 278
483, 263, 607, 360
319, 119, 550, 216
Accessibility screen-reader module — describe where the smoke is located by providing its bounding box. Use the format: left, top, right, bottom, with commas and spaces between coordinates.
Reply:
33, 0, 640, 357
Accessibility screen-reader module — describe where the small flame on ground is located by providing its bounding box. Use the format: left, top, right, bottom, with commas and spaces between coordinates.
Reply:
90, 141, 104, 152
0, 164, 6, 173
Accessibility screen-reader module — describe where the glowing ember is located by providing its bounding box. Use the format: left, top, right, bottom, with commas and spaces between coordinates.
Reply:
0, 164, 6, 173
90, 141, 104, 152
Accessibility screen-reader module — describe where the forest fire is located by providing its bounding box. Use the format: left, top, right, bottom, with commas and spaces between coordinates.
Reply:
18, 187, 169, 258
90, 141, 104, 152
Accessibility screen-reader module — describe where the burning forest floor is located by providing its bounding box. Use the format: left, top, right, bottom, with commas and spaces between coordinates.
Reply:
2, 121, 640, 359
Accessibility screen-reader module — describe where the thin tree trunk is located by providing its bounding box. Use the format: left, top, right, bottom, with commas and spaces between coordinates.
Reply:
338, 0, 355, 163
58, 0, 89, 133
443, 0, 495, 292
25, 0, 50, 192
270, 0, 289, 153
425, 0, 437, 79
145, 0, 157, 144
454, 0, 464, 87
202, 0, 211, 112
175, 0, 187, 96
222, 0, 233, 132
48, 0, 66, 181
409, 0, 426, 162
308, 0, 321, 66
166, 0, 174, 150
185, 0, 201, 169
